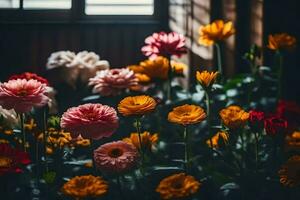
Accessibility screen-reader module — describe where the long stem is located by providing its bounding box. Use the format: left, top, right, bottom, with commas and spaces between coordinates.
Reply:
215, 43, 223, 80
183, 126, 189, 172
43, 108, 48, 172
135, 118, 145, 175
254, 132, 259, 172
20, 113, 26, 152
116, 176, 124, 199
205, 91, 213, 149
277, 51, 283, 100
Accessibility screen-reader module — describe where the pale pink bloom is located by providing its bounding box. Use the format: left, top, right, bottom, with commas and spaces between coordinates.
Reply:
141, 32, 187, 59
93, 141, 138, 174
60, 103, 119, 140
89, 68, 138, 96
0, 79, 49, 113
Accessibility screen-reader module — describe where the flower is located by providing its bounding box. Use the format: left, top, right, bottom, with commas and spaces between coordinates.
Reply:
264, 115, 288, 136
249, 110, 265, 131
118, 95, 157, 116
62, 175, 108, 199
89, 68, 138, 96
171, 60, 187, 75
278, 155, 300, 187
219, 105, 249, 129
277, 100, 300, 132
196, 70, 218, 89
123, 131, 158, 151
206, 131, 229, 148
9, 72, 49, 86
0, 144, 31, 175
285, 131, 300, 151
141, 32, 187, 59
93, 141, 138, 174
267, 33, 296, 51
198, 20, 235, 46
0, 79, 49, 113
138, 56, 170, 80
60, 103, 119, 140
135, 73, 151, 83
168, 104, 206, 126
156, 173, 201, 200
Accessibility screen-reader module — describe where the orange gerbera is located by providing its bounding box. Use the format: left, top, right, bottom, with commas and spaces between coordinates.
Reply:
168, 104, 206, 126
278, 155, 300, 187
198, 20, 235, 46
196, 70, 218, 88
285, 131, 300, 151
206, 131, 229, 148
123, 131, 158, 151
62, 175, 108, 199
118, 95, 157, 116
171, 60, 187, 75
219, 105, 249, 129
156, 173, 201, 200
267, 33, 296, 51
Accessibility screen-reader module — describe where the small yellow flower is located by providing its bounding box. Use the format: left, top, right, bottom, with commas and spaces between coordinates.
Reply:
278, 155, 300, 187
123, 131, 158, 151
156, 173, 201, 200
168, 104, 206, 126
206, 131, 229, 148
285, 131, 300, 151
219, 105, 249, 129
24, 119, 37, 131
171, 61, 187, 75
118, 95, 157, 116
268, 33, 296, 51
198, 20, 235, 46
196, 70, 218, 88
139, 56, 170, 80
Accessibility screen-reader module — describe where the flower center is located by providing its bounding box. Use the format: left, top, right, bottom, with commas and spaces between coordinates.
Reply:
0, 156, 13, 167
18, 89, 28, 96
171, 179, 184, 189
108, 148, 123, 158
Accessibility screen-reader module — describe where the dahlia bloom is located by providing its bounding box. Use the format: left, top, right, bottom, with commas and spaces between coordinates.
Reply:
142, 32, 187, 59
0, 144, 31, 175
93, 141, 138, 174
89, 68, 138, 96
219, 105, 249, 129
0, 79, 49, 113
264, 115, 288, 136
118, 95, 157, 116
206, 131, 229, 148
278, 155, 300, 187
9, 72, 49, 86
60, 103, 119, 140
268, 33, 296, 51
196, 70, 218, 89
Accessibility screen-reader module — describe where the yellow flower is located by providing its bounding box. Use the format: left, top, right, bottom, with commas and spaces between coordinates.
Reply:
168, 104, 206, 126
75, 138, 91, 147
123, 131, 158, 151
278, 155, 300, 187
206, 131, 229, 148
285, 131, 300, 151
156, 173, 201, 200
138, 56, 169, 80
0, 139, 9, 144
24, 118, 37, 131
219, 105, 249, 129
118, 95, 157, 116
135, 73, 151, 83
196, 70, 218, 88
62, 175, 108, 199
198, 20, 235, 46
171, 61, 187, 75
268, 33, 296, 51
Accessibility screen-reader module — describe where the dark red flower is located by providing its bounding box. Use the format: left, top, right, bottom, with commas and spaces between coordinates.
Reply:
141, 32, 187, 59
9, 72, 49, 86
264, 115, 288, 136
249, 110, 265, 131
0, 144, 31, 175
277, 100, 300, 131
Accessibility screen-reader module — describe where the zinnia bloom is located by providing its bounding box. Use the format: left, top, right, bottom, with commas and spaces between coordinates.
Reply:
219, 105, 249, 129
264, 115, 288, 136
93, 141, 138, 174
89, 68, 138, 96
206, 131, 229, 148
168, 104, 206, 126
198, 20, 235, 46
9, 72, 49, 86
60, 103, 119, 140
285, 131, 300, 151
196, 70, 218, 89
142, 32, 187, 59
62, 175, 108, 199
0, 79, 49, 113
156, 173, 201, 200
278, 155, 300, 187
267, 33, 296, 51
0, 144, 31, 175
249, 110, 265, 132
123, 131, 158, 151
118, 95, 157, 116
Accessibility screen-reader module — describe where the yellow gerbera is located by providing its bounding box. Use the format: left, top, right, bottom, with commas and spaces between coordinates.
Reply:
118, 95, 157, 116
123, 131, 158, 151
219, 105, 249, 129
196, 70, 218, 88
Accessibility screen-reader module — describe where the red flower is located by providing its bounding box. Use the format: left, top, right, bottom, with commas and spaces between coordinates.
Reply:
141, 32, 187, 59
277, 100, 300, 131
264, 115, 288, 136
0, 144, 31, 175
9, 72, 49, 86
249, 110, 265, 131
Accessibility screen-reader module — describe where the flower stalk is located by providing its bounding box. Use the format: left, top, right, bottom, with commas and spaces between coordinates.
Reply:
205, 91, 213, 149
254, 132, 259, 172
20, 113, 26, 152
276, 51, 283, 100
43, 107, 49, 172
167, 56, 173, 102
215, 43, 223, 82
135, 118, 145, 175
183, 126, 190, 173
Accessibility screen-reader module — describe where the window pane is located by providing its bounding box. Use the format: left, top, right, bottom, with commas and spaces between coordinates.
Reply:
0, 0, 20, 8
23, 0, 71, 9
85, 0, 154, 15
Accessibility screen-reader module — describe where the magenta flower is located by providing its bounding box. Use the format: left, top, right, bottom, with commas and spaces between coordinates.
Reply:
0, 79, 49, 113
60, 103, 119, 140
94, 141, 138, 174
141, 32, 187, 59
89, 68, 138, 96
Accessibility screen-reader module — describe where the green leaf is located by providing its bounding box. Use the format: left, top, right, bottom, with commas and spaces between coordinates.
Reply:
43, 171, 56, 184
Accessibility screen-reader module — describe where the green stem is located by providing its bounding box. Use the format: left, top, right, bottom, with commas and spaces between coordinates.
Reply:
254, 132, 259, 172
20, 113, 26, 152
116, 176, 123, 199
43, 108, 49, 172
135, 118, 145, 175
183, 126, 189, 173
215, 43, 223, 81
205, 91, 213, 150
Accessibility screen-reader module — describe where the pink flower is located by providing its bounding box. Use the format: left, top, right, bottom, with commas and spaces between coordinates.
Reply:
93, 141, 138, 174
89, 68, 138, 96
141, 32, 187, 59
60, 103, 119, 140
0, 79, 49, 113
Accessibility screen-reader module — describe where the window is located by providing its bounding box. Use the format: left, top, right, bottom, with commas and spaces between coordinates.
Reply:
0, 0, 71, 9
0, 0, 19, 8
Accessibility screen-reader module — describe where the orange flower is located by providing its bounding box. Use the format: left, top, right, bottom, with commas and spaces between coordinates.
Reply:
198, 20, 235, 46
168, 104, 206, 126
138, 56, 169, 80
135, 73, 151, 83
156, 173, 201, 200
206, 131, 229, 148
123, 131, 158, 151
118, 95, 157, 116
285, 131, 300, 151
196, 70, 218, 88
219, 105, 249, 129
171, 60, 187, 75
278, 155, 300, 187
62, 175, 108, 199
268, 33, 296, 51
